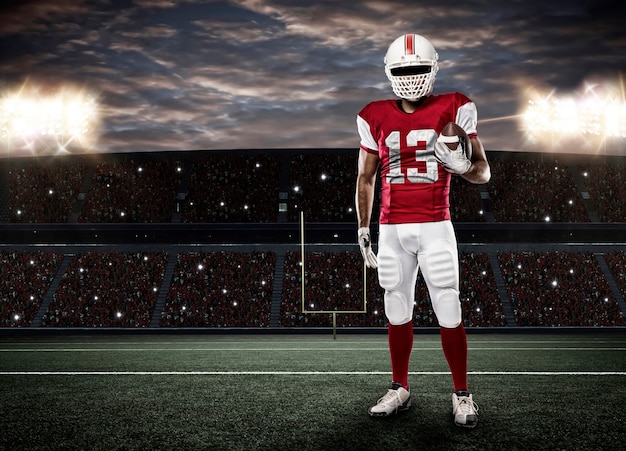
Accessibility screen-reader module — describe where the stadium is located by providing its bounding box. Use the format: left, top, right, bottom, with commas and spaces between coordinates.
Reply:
1, 149, 626, 330
1, 147, 625, 450
1, 1, 626, 448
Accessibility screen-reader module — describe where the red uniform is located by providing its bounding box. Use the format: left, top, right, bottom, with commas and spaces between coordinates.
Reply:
360, 34, 482, 425
357, 92, 478, 224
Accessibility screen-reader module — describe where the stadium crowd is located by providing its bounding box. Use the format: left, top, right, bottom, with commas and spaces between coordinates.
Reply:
286, 154, 486, 223
459, 252, 507, 327
580, 163, 626, 222
8, 163, 86, 223
41, 252, 167, 327
159, 251, 275, 327
78, 160, 182, 223
280, 250, 379, 327
280, 251, 507, 328
498, 251, 624, 326
2, 151, 625, 329
488, 158, 590, 222
449, 176, 487, 222
287, 154, 360, 223
182, 155, 281, 223
604, 251, 626, 301
1, 249, 624, 328
5, 152, 626, 224
0, 251, 63, 326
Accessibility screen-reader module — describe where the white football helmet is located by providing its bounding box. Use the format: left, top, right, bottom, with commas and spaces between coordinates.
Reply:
384, 34, 439, 101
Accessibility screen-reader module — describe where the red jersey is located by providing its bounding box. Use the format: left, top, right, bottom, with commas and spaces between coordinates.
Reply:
357, 92, 478, 224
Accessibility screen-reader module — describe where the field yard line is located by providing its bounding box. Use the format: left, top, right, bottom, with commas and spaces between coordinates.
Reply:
1, 347, 625, 352
0, 347, 394, 352
1, 340, 624, 346
1, 371, 625, 376
3, 335, 626, 349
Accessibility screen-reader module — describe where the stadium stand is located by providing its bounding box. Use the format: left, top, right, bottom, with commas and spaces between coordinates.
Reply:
9, 162, 86, 223
182, 154, 281, 223
604, 251, 626, 302
498, 251, 624, 326
459, 252, 507, 327
41, 252, 167, 327
280, 250, 507, 328
78, 158, 183, 223
579, 163, 626, 222
488, 157, 590, 222
0, 251, 63, 327
159, 251, 275, 327
287, 153, 359, 223
280, 250, 379, 327
450, 176, 487, 222
1, 149, 625, 329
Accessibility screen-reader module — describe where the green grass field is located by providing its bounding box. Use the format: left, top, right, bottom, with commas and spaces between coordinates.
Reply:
1, 332, 625, 450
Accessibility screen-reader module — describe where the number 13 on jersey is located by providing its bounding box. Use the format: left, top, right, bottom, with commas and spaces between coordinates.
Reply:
385, 129, 439, 185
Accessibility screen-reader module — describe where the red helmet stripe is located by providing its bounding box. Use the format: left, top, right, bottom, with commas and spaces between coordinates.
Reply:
405, 34, 414, 55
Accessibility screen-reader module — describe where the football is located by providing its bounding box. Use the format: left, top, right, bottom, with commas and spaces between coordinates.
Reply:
439, 122, 472, 159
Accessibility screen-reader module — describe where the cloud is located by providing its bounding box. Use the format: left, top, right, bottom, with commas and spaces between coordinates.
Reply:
0, 0, 624, 156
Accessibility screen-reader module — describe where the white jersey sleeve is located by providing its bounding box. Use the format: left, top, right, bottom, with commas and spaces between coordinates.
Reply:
357, 114, 379, 152
455, 101, 478, 137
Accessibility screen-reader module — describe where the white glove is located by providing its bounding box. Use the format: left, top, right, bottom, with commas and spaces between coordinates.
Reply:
358, 227, 377, 268
434, 137, 472, 175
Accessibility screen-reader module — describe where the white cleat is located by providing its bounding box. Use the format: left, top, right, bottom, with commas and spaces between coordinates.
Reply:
452, 391, 479, 428
368, 382, 412, 417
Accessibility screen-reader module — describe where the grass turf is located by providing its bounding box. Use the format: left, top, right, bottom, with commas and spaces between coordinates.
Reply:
1, 332, 625, 450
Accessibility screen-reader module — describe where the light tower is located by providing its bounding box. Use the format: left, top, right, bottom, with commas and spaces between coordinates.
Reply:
521, 80, 626, 155
0, 84, 99, 221
0, 86, 99, 157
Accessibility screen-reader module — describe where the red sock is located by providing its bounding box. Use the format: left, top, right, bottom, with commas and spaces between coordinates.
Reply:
388, 322, 413, 389
440, 324, 468, 392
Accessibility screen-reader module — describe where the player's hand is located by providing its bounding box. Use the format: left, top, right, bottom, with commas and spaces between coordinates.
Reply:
434, 139, 471, 175
358, 227, 377, 268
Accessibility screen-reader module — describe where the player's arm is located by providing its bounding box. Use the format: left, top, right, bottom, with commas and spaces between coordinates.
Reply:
356, 148, 379, 228
355, 148, 379, 268
461, 136, 490, 184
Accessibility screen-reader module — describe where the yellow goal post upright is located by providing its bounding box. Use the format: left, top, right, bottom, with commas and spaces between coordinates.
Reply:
300, 211, 368, 339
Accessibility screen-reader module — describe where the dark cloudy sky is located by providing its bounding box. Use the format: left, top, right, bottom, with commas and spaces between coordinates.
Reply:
1, 0, 625, 156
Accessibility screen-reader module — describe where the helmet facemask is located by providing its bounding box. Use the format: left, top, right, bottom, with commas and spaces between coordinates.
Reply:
386, 65, 438, 101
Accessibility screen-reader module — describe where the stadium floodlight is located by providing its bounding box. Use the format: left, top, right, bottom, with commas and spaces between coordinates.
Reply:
521, 79, 626, 154
0, 84, 99, 156
523, 94, 626, 138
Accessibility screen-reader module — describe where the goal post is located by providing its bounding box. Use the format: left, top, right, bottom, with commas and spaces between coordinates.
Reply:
299, 211, 368, 339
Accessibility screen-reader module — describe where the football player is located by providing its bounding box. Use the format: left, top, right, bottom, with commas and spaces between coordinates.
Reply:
355, 33, 490, 427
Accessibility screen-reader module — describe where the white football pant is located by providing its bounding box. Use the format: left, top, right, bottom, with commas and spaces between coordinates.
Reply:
377, 221, 462, 328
